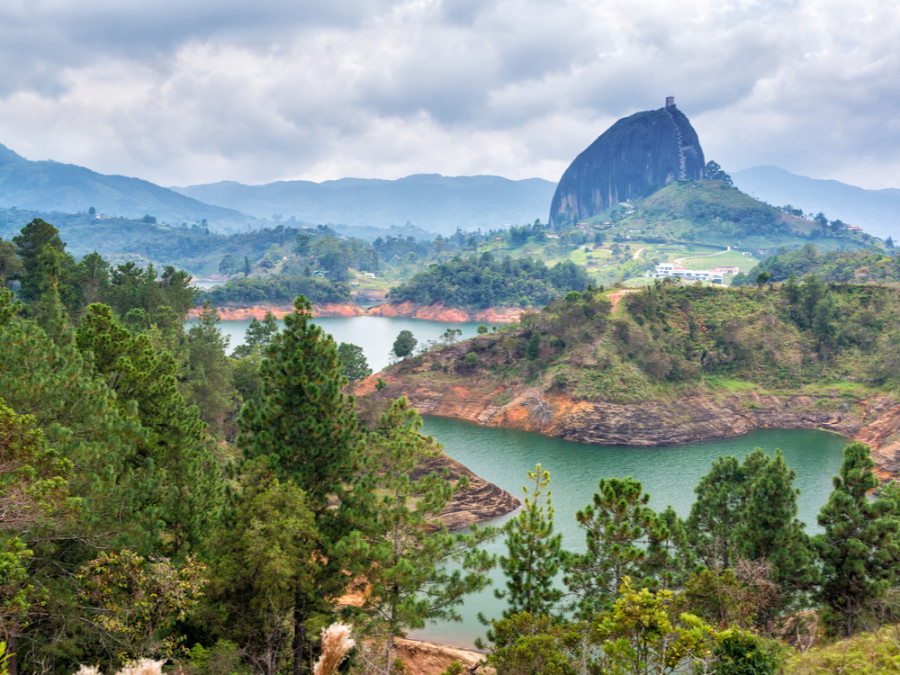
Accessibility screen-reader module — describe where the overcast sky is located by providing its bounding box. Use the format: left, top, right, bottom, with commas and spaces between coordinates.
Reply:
1, 0, 898, 190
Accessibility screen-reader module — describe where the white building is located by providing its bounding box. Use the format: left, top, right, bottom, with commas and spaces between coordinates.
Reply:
650, 262, 727, 284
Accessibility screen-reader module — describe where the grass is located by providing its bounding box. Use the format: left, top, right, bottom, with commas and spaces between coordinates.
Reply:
681, 249, 760, 271
787, 623, 900, 674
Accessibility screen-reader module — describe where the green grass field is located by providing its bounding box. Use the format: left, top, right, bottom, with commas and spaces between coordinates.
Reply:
681, 249, 760, 271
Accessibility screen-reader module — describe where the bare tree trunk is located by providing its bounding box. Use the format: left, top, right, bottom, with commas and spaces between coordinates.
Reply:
384, 636, 394, 675
293, 601, 307, 675
7, 625, 18, 675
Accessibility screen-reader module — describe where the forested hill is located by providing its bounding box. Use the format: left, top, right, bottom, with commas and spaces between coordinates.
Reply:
0, 209, 376, 278
578, 179, 878, 256
734, 243, 900, 286
386, 254, 592, 309
384, 279, 900, 401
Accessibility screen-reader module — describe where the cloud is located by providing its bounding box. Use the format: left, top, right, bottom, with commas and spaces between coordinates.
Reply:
0, 0, 897, 189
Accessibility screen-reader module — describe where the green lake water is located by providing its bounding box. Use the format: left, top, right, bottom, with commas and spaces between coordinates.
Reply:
409, 418, 848, 648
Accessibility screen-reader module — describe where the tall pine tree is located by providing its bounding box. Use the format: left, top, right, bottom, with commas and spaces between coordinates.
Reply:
237, 295, 362, 675
494, 464, 564, 618
351, 398, 494, 674
814, 442, 900, 636
563, 477, 658, 619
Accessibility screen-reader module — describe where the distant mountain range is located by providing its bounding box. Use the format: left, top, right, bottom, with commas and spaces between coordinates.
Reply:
732, 166, 900, 240
172, 174, 557, 236
1, 139, 898, 241
0, 143, 253, 231
0, 141, 556, 236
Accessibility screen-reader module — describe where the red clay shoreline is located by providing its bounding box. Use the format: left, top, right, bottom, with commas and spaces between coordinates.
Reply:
189, 301, 525, 323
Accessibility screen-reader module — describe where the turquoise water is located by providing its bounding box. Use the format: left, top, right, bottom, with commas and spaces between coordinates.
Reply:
409, 418, 848, 647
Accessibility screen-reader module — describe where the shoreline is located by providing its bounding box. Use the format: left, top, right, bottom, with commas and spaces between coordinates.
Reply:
353, 372, 900, 477
188, 301, 526, 323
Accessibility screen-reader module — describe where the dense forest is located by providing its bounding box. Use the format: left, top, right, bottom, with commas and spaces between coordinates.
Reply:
387, 254, 592, 309
4, 218, 900, 675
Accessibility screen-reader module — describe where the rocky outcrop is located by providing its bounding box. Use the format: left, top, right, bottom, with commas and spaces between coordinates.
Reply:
394, 638, 491, 675
424, 453, 520, 530
368, 301, 525, 324
353, 372, 900, 476
549, 101, 705, 228
191, 303, 367, 320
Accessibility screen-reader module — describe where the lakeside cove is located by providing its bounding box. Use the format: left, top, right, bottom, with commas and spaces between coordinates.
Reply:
354, 372, 900, 479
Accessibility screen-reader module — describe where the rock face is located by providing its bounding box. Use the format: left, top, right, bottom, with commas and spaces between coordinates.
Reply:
549, 101, 705, 228
394, 638, 491, 675
368, 301, 525, 324
424, 453, 520, 530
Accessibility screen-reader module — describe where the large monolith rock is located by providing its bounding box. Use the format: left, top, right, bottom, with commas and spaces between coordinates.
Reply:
549, 100, 704, 228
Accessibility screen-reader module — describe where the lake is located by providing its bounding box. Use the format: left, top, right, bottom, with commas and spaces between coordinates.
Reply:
213, 315, 485, 373
214, 316, 849, 648
410, 420, 848, 647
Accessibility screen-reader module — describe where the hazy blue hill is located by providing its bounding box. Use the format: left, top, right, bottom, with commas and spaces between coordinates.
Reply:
173, 173, 557, 235
733, 165, 900, 240
0, 142, 255, 231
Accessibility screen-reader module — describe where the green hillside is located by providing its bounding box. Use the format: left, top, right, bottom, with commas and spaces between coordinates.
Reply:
391, 280, 900, 401
590, 180, 875, 251
734, 242, 900, 286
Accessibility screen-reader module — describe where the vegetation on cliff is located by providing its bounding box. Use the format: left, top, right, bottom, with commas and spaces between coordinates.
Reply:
202, 273, 352, 306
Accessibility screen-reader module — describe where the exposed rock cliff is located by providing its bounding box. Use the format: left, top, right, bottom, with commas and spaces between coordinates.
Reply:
549, 101, 704, 228
394, 638, 491, 675
193, 301, 523, 323
425, 452, 520, 530
368, 301, 524, 324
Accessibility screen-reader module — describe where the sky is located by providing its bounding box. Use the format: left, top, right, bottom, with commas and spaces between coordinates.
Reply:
1, 0, 899, 190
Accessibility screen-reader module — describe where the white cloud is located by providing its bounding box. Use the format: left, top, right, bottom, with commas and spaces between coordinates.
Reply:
0, 0, 897, 189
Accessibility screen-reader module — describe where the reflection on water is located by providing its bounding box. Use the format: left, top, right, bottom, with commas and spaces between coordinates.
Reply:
211, 315, 484, 373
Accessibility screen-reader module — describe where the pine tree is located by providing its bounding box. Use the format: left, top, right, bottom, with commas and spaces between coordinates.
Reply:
734, 449, 814, 624
336, 342, 372, 383
814, 442, 900, 636
563, 477, 657, 618
685, 456, 745, 571
12, 219, 69, 304
182, 301, 237, 440
75, 303, 223, 557
495, 464, 564, 618
352, 398, 494, 674
237, 295, 362, 675
233, 311, 280, 358
686, 449, 813, 628
208, 460, 319, 675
